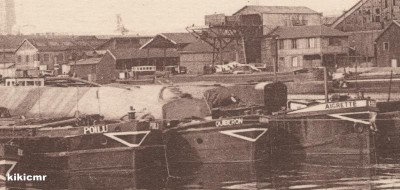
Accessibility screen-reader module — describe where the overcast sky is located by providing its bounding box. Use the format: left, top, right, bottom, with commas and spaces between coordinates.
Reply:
14, 0, 359, 35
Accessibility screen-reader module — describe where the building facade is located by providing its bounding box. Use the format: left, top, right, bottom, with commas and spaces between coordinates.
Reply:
233, 6, 323, 70
69, 57, 115, 84
375, 20, 400, 67
267, 25, 349, 72
0, 0, 16, 34
179, 40, 237, 74
14, 39, 75, 73
106, 48, 179, 79
331, 0, 400, 65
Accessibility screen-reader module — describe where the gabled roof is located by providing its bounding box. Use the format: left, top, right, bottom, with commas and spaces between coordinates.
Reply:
233, 6, 320, 16
181, 40, 214, 53
267, 25, 348, 39
161, 33, 198, 44
375, 20, 400, 42
108, 48, 179, 60
15, 38, 80, 52
331, 0, 368, 28
96, 36, 153, 50
141, 33, 198, 49
0, 35, 27, 52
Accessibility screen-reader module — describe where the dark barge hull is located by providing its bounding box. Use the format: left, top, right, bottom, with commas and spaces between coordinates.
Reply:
375, 111, 400, 156
31, 146, 168, 189
269, 100, 378, 166
0, 144, 25, 189
0, 120, 168, 188
165, 116, 271, 164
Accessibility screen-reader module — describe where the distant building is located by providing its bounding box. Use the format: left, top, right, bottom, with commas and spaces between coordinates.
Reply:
233, 6, 322, 34
0, 0, 16, 34
68, 57, 113, 84
96, 36, 153, 51
0, 35, 25, 64
179, 40, 236, 74
266, 25, 349, 72
332, 0, 400, 32
108, 48, 179, 72
375, 20, 400, 67
141, 33, 198, 50
331, 0, 400, 66
232, 6, 323, 70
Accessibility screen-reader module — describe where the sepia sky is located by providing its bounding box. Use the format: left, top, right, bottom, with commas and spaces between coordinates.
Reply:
14, 0, 359, 35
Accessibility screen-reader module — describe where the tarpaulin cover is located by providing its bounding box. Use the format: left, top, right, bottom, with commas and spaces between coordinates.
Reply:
0, 86, 180, 120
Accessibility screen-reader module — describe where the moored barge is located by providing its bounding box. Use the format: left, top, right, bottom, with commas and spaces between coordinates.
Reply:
0, 113, 168, 189
265, 98, 378, 166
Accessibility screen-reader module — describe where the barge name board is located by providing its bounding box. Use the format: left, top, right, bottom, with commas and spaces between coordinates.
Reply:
325, 101, 358, 110
83, 125, 109, 134
216, 118, 244, 127
289, 100, 369, 114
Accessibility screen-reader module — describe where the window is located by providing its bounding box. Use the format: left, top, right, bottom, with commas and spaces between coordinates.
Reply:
309, 38, 316, 48
291, 56, 299, 67
27, 81, 34, 86
385, 0, 388, 8
17, 56, 21, 63
291, 39, 297, 49
25, 55, 29, 63
44, 54, 50, 62
375, 16, 381, 22
329, 38, 342, 46
384, 42, 390, 51
279, 40, 284, 49
58, 53, 64, 62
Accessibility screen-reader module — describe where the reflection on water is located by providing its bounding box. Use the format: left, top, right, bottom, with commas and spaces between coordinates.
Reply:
164, 155, 400, 190
37, 154, 400, 189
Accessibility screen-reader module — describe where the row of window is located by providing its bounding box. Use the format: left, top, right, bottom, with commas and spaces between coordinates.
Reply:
278, 38, 343, 50
17, 53, 65, 63
279, 56, 303, 67
279, 38, 317, 49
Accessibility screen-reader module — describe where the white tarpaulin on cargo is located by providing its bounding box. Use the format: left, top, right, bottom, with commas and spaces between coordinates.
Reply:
0, 86, 181, 120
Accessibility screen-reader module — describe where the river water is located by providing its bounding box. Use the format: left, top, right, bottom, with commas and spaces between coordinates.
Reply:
163, 155, 400, 190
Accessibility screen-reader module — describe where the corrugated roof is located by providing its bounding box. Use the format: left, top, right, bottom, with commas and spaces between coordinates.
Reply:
268, 25, 348, 39
234, 6, 319, 15
109, 48, 179, 60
